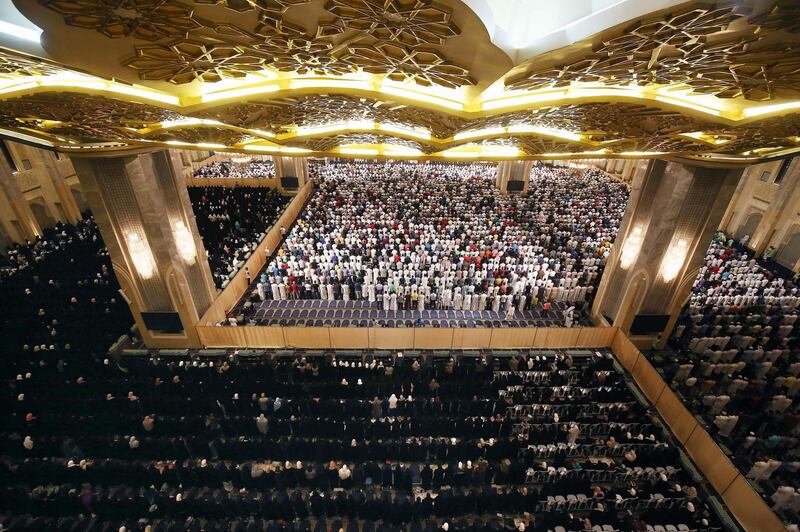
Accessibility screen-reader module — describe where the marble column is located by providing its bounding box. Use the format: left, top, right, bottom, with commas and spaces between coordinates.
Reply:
273, 156, 309, 193
39, 150, 82, 224
0, 158, 41, 241
496, 160, 533, 194
748, 157, 800, 255
71, 149, 217, 348
592, 159, 742, 347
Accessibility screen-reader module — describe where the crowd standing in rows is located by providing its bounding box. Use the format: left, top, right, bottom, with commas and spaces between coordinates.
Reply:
3, 340, 727, 531
662, 232, 800, 526
189, 186, 289, 289
0, 215, 134, 369
253, 161, 628, 323
193, 159, 275, 179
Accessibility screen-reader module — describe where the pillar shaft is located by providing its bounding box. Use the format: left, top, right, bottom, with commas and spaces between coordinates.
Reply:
71, 149, 217, 348
496, 160, 533, 194
749, 157, 800, 254
273, 156, 309, 193
592, 159, 742, 345
40, 151, 82, 224
0, 159, 42, 241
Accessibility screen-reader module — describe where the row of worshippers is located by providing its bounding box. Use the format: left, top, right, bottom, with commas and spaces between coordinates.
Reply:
188, 186, 289, 289
663, 231, 800, 527
250, 161, 627, 315
4, 343, 721, 531
0, 215, 134, 358
193, 158, 275, 179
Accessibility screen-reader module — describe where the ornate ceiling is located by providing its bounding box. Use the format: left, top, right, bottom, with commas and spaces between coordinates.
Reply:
0, 0, 797, 162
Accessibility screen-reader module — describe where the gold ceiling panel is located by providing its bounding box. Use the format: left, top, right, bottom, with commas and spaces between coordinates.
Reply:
0, 49, 66, 77
339, 42, 474, 89
0, 1, 796, 161
322, 0, 459, 47
193, 94, 467, 137
124, 41, 271, 84
506, 2, 800, 101
606, 136, 711, 154
35, 0, 487, 88
40, 0, 203, 41
286, 132, 428, 152
511, 137, 586, 156
45, 123, 143, 142
145, 125, 256, 145
196, 0, 311, 14
0, 91, 182, 126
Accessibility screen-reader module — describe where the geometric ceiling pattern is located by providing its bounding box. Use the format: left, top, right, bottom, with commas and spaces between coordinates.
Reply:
0, 0, 797, 162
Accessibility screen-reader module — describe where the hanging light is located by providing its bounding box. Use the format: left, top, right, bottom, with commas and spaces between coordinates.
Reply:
172, 220, 196, 265
619, 225, 644, 269
126, 232, 155, 279
660, 238, 689, 282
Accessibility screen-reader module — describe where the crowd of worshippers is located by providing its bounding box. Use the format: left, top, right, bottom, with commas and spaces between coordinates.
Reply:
0, 215, 134, 362
189, 186, 289, 289
661, 232, 800, 525
253, 161, 628, 320
193, 159, 275, 179
3, 346, 726, 531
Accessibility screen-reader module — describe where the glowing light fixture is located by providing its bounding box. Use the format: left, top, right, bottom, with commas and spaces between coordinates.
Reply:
338, 146, 379, 156
172, 220, 196, 265
660, 238, 688, 282
127, 232, 156, 279
454, 127, 506, 141
377, 123, 432, 140
200, 83, 279, 103
619, 225, 644, 269
742, 101, 800, 118
618, 151, 667, 156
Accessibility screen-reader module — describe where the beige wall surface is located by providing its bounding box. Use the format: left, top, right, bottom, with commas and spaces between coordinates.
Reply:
721, 157, 800, 271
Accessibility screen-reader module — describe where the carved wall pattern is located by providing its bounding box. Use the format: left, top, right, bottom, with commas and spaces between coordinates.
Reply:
506, 2, 800, 101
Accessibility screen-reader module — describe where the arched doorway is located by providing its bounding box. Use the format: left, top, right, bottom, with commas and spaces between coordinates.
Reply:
71, 187, 88, 214
0, 226, 12, 253
616, 271, 650, 334
776, 232, 800, 270
29, 199, 56, 230
735, 211, 762, 242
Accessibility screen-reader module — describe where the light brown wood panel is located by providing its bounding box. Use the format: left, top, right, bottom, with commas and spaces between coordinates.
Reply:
655, 388, 699, 445
330, 327, 369, 349
196, 325, 248, 347
576, 327, 615, 347
451, 328, 493, 349
370, 328, 414, 349
721, 476, 787, 532
413, 328, 454, 349
630, 355, 666, 404
284, 327, 330, 348
542, 327, 580, 348
610, 328, 639, 371
489, 328, 537, 348
685, 426, 740, 494
242, 326, 285, 347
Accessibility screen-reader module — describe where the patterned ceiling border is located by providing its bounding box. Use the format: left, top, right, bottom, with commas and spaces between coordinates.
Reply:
505, 2, 800, 101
